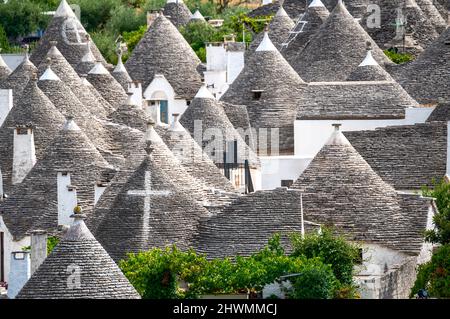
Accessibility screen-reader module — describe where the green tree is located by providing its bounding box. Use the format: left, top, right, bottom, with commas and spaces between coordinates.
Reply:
422, 178, 450, 245
410, 245, 450, 298
290, 228, 361, 286
105, 5, 146, 34
0, 24, 10, 51
0, 0, 50, 40
69, 0, 122, 32
91, 30, 118, 64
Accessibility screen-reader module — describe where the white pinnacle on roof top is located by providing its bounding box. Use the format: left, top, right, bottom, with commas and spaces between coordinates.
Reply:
0, 54, 10, 69
194, 85, 215, 99
39, 66, 60, 81
169, 114, 185, 132
359, 49, 378, 67
62, 117, 81, 131
309, 0, 326, 7
326, 124, 351, 146
167, 0, 184, 3
275, 6, 289, 17
191, 10, 205, 21
54, 0, 77, 18
88, 62, 109, 75
256, 32, 278, 52
81, 43, 96, 63
145, 122, 165, 144
113, 58, 127, 73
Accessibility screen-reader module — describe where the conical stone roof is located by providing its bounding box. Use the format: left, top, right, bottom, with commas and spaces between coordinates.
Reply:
194, 187, 319, 258
296, 78, 419, 120
281, 0, 330, 64
108, 95, 152, 130
87, 143, 211, 262
415, 0, 447, 34
290, 125, 407, 251
427, 101, 450, 122
37, 43, 111, 119
159, 114, 237, 193
125, 14, 202, 100
249, 7, 295, 51
362, 0, 440, 54
16, 213, 140, 299
0, 54, 37, 105
37, 67, 117, 161
292, 0, 393, 82
0, 54, 11, 81
0, 118, 113, 240
190, 9, 206, 22
345, 122, 447, 190
181, 86, 260, 165
395, 26, 450, 104
0, 76, 66, 194
221, 34, 306, 154
30, 0, 107, 68
87, 62, 128, 109
347, 45, 394, 81
247, 1, 281, 18
163, 0, 192, 28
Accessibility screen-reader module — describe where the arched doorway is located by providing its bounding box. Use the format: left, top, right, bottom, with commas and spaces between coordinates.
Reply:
149, 91, 169, 124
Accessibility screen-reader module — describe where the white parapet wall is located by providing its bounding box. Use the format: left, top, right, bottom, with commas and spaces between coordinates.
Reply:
259, 156, 312, 190
0, 89, 12, 127
226, 50, 244, 84
259, 107, 434, 190
294, 107, 434, 158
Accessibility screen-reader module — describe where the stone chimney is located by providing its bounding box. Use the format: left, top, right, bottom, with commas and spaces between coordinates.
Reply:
7, 251, 31, 299
30, 230, 47, 275
12, 124, 37, 185
0, 88, 12, 127
94, 181, 109, 206
127, 80, 143, 108
169, 113, 185, 132
57, 171, 78, 227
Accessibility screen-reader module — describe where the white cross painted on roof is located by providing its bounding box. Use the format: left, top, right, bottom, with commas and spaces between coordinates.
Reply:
127, 171, 171, 231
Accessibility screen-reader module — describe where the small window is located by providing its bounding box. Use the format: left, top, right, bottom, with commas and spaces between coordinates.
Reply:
16, 127, 29, 135
252, 91, 263, 100
355, 248, 364, 265
281, 180, 294, 188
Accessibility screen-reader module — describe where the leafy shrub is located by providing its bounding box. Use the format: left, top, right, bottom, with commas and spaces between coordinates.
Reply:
384, 49, 414, 64
288, 260, 337, 299
290, 228, 361, 286
422, 178, 450, 245
119, 234, 357, 299
410, 245, 450, 298
47, 236, 60, 254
